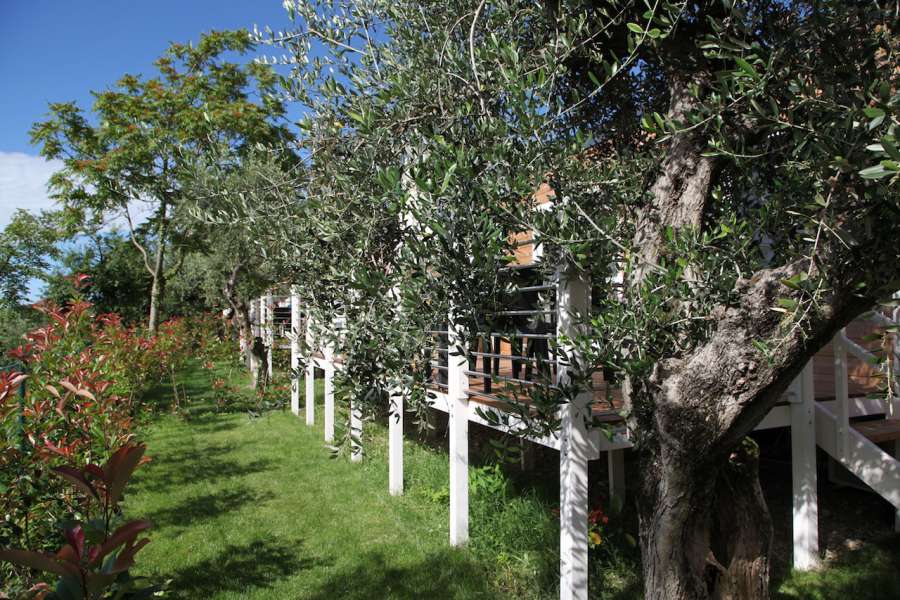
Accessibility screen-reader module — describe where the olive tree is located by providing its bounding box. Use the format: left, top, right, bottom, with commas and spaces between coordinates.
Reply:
182, 147, 299, 386
208, 1, 899, 597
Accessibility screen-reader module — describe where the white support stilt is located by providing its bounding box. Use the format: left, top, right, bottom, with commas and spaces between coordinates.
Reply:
834, 331, 849, 459
306, 359, 316, 425
389, 389, 404, 495
305, 313, 315, 425
894, 439, 900, 533
607, 449, 626, 504
249, 298, 261, 376
324, 349, 335, 443
557, 264, 592, 600
265, 291, 274, 378
251, 298, 260, 338
290, 286, 301, 416
257, 295, 266, 378
448, 317, 469, 546
350, 397, 363, 463
790, 362, 820, 571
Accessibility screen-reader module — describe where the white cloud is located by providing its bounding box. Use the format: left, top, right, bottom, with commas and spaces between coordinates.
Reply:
0, 151, 63, 229
0, 152, 157, 233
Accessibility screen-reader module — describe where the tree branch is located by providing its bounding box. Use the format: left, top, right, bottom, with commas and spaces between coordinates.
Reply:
122, 204, 154, 276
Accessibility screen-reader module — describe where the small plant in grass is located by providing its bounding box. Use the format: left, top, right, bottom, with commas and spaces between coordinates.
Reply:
468, 462, 558, 596
247, 374, 290, 419
211, 377, 230, 412
470, 464, 511, 502
0, 443, 154, 600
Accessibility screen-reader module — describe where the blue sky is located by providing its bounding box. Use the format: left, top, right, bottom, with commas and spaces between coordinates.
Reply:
0, 0, 295, 228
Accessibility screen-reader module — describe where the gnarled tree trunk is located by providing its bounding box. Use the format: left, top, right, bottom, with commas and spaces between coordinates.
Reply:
622, 67, 896, 598
633, 429, 773, 600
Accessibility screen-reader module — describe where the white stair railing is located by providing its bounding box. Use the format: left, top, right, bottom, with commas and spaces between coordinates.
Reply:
834, 330, 850, 460
823, 322, 900, 531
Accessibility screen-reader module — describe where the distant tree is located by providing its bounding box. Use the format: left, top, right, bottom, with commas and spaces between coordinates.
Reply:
0, 209, 64, 306
45, 232, 152, 323
30, 30, 292, 333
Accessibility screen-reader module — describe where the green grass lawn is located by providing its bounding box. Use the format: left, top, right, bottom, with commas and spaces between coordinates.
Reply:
126, 359, 899, 599
774, 535, 900, 600
129, 360, 565, 599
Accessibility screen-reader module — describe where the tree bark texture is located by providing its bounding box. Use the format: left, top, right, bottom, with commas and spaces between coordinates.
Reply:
624, 71, 899, 599
147, 200, 169, 334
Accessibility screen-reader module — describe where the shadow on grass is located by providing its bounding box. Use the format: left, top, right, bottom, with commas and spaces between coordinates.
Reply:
773, 535, 900, 600
131, 444, 276, 493
164, 538, 324, 598
302, 548, 500, 599
144, 486, 272, 531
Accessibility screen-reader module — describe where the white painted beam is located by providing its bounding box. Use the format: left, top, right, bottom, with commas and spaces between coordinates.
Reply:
350, 398, 363, 463
324, 351, 335, 443
305, 314, 315, 426
427, 390, 618, 454
608, 449, 626, 504
834, 332, 849, 459
790, 362, 820, 571
290, 286, 301, 416
448, 319, 469, 546
557, 264, 592, 600
265, 291, 274, 378
389, 389, 404, 495
894, 440, 900, 533
251, 298, 260, 338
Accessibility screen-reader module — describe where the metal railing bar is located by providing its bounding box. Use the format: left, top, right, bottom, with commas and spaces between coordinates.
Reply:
464, 370, 558, 388
500, 262, 539, 271
484, 332, 555, 340
470, 351, 554, 363
512, 284, 556, 293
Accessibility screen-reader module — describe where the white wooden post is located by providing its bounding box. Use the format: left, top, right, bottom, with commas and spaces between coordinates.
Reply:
257, 295, 266, 377
834, 331, 849, 460
607, 449, 626, 503
290, 286, 301, 416
350, 397, 363, 463
891, 310, 900, 531
790, 361, 819, 571
249, 298, 261, 375
324, 346, 335, 443
389, 388, 404, 495
892, 307, 900, 419
448, 317, 469, 546
895, 440, 900, 533
251, 298, 260, 338
387, 184, 418, 496
265, 291, 274, 378
557, 264, 592, 600
305, 312, 315, 426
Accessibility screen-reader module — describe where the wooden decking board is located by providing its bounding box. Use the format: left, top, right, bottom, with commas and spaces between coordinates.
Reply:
812, 320, 886, 400
852, 419, 900, 443
314, 315, 891, 425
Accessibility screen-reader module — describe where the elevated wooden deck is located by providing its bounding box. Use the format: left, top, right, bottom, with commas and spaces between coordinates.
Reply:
448, 318, 891, 424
